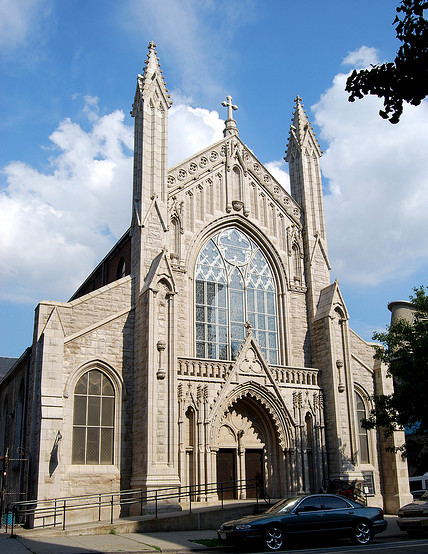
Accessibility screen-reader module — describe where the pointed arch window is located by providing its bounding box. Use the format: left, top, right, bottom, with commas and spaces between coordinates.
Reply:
195, 227, 279, 364
116, 257, 126, 280
72, 370, 115, 465
355, 391, 369, 464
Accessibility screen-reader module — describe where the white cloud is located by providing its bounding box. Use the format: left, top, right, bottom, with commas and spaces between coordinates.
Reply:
264, 160, 290, 192
0, 0, 53, 50
342, 46, 380, 68
312, 49, 428, 287
10, 46, 426, 310
124, 0, 256, 99
168, 93, 224, 166
0, 95, 228, 304
0, 99, 133, 302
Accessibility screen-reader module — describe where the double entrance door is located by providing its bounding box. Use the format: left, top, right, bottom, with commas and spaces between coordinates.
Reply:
216, 448, 263, 499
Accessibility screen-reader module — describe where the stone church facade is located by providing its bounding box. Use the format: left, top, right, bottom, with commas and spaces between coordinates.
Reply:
0, 43, 412, 516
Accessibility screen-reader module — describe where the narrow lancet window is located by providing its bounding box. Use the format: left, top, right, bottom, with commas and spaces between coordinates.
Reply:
355, 391, 369, 464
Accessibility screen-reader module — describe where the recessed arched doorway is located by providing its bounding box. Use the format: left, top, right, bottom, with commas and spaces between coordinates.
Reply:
214, 392, 288, 499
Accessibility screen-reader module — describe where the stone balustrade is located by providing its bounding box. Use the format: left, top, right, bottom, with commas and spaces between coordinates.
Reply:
177, 358, 232, 379
270, 365, 319, 386
177, 357, 319, 386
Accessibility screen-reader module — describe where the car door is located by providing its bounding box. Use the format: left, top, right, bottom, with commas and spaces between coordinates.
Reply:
286, 496, 326, 535
321, 495, 355, 532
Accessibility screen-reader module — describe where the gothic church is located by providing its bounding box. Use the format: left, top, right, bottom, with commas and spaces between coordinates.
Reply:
0, 42, 412, 517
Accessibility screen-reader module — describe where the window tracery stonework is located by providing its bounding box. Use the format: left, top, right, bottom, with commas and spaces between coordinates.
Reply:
195, 227, 279, 364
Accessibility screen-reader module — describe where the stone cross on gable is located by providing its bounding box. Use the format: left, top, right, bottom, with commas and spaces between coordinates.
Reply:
222, 95, 238, 121
221, 95, 239, 137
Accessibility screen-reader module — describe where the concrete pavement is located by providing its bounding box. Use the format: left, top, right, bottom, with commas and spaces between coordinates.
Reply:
0, 528, 218, 554
0, 515, 406, 554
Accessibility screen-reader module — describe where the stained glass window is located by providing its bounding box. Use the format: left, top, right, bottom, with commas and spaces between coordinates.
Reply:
72, 370, 115, 465
195, 228, 279, 364
355, 392, 369, 464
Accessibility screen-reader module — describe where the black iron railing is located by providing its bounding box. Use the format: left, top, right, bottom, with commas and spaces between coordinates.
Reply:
6, 478, 270, 535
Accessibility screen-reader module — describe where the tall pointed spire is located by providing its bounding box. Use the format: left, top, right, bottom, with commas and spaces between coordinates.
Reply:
285, 96, 321, 161
132, 41, 172, 116
284, 95, 330, 323
131, 42, 172, 294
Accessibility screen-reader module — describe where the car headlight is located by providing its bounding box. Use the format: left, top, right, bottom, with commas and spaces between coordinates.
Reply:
235, 524, 252, 530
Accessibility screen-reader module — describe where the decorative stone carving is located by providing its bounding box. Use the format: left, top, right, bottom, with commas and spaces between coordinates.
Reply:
240, 348, 263, 373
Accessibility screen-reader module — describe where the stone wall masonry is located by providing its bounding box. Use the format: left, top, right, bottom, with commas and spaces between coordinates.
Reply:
288, 292, 311, 367
58, 277, 133, 337
167, 137, 301, 226
311, 317, 344, 476
62, 312, 134, 377
349, 329, 377, 393
169, 162, 303, 365
33, 277, 135, 501
131, 289, 151, 488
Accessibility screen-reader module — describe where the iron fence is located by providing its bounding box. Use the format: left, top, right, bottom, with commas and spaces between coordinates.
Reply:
6, 478, 270, 535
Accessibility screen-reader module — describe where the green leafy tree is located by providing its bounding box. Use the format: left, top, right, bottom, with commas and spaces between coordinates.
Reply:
367, 286, 428, 466
345, 0, 428, 123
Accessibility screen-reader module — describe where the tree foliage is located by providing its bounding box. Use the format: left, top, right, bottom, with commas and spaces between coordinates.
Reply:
345, 0, 428, 123
366, 287, 428, 462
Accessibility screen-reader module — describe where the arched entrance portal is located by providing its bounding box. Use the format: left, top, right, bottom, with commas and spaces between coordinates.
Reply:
215, 395, 286, 499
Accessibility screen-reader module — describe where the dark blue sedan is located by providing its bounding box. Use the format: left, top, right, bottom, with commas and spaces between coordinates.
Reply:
218, 494, 387, 550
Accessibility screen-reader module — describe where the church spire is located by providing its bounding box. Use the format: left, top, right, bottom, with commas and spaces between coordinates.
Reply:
285, 96, 321, 160
221, 95, 239, 137
285, 95, 330, 323
131, 42, 172, 294
133, 41, 172, 114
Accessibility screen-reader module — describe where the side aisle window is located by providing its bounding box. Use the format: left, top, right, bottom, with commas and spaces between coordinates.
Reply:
355, 391, 370, 464
72, 370, 115, 465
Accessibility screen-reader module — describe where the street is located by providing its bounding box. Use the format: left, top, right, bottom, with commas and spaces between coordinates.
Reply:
215, 536, 428, 554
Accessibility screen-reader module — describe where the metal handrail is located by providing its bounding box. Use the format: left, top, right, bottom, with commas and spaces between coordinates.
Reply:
7, 478, 270, 535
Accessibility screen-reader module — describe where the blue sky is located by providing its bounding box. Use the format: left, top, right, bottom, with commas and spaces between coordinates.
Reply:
1, 0, 428, 358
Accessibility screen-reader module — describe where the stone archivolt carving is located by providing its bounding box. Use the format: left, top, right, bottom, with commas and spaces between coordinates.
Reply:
219, 385, 290, 450
218, 405, 264, 448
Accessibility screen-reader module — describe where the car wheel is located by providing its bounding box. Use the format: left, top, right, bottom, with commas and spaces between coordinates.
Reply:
264, 525, 284, 551
351, 521, 372, 545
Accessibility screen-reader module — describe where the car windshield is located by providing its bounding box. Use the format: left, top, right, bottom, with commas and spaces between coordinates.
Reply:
265, 496, 302, 514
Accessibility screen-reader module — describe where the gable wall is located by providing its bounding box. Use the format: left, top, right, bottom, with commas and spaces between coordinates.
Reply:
166, 139, 311, 369
33, 277, 134, 503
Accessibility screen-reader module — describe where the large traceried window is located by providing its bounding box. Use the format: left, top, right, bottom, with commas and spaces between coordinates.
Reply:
195, 227, 279, 364
72, 370, 115, 465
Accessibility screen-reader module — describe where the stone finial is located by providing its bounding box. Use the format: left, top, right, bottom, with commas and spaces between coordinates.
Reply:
284, 94, 322, 161
222, 95, 239, 137
132, 41, 172, 113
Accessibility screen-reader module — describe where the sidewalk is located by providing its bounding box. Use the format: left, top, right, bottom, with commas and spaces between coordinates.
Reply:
0, 515, 405, 554
0, 528, 218, 554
